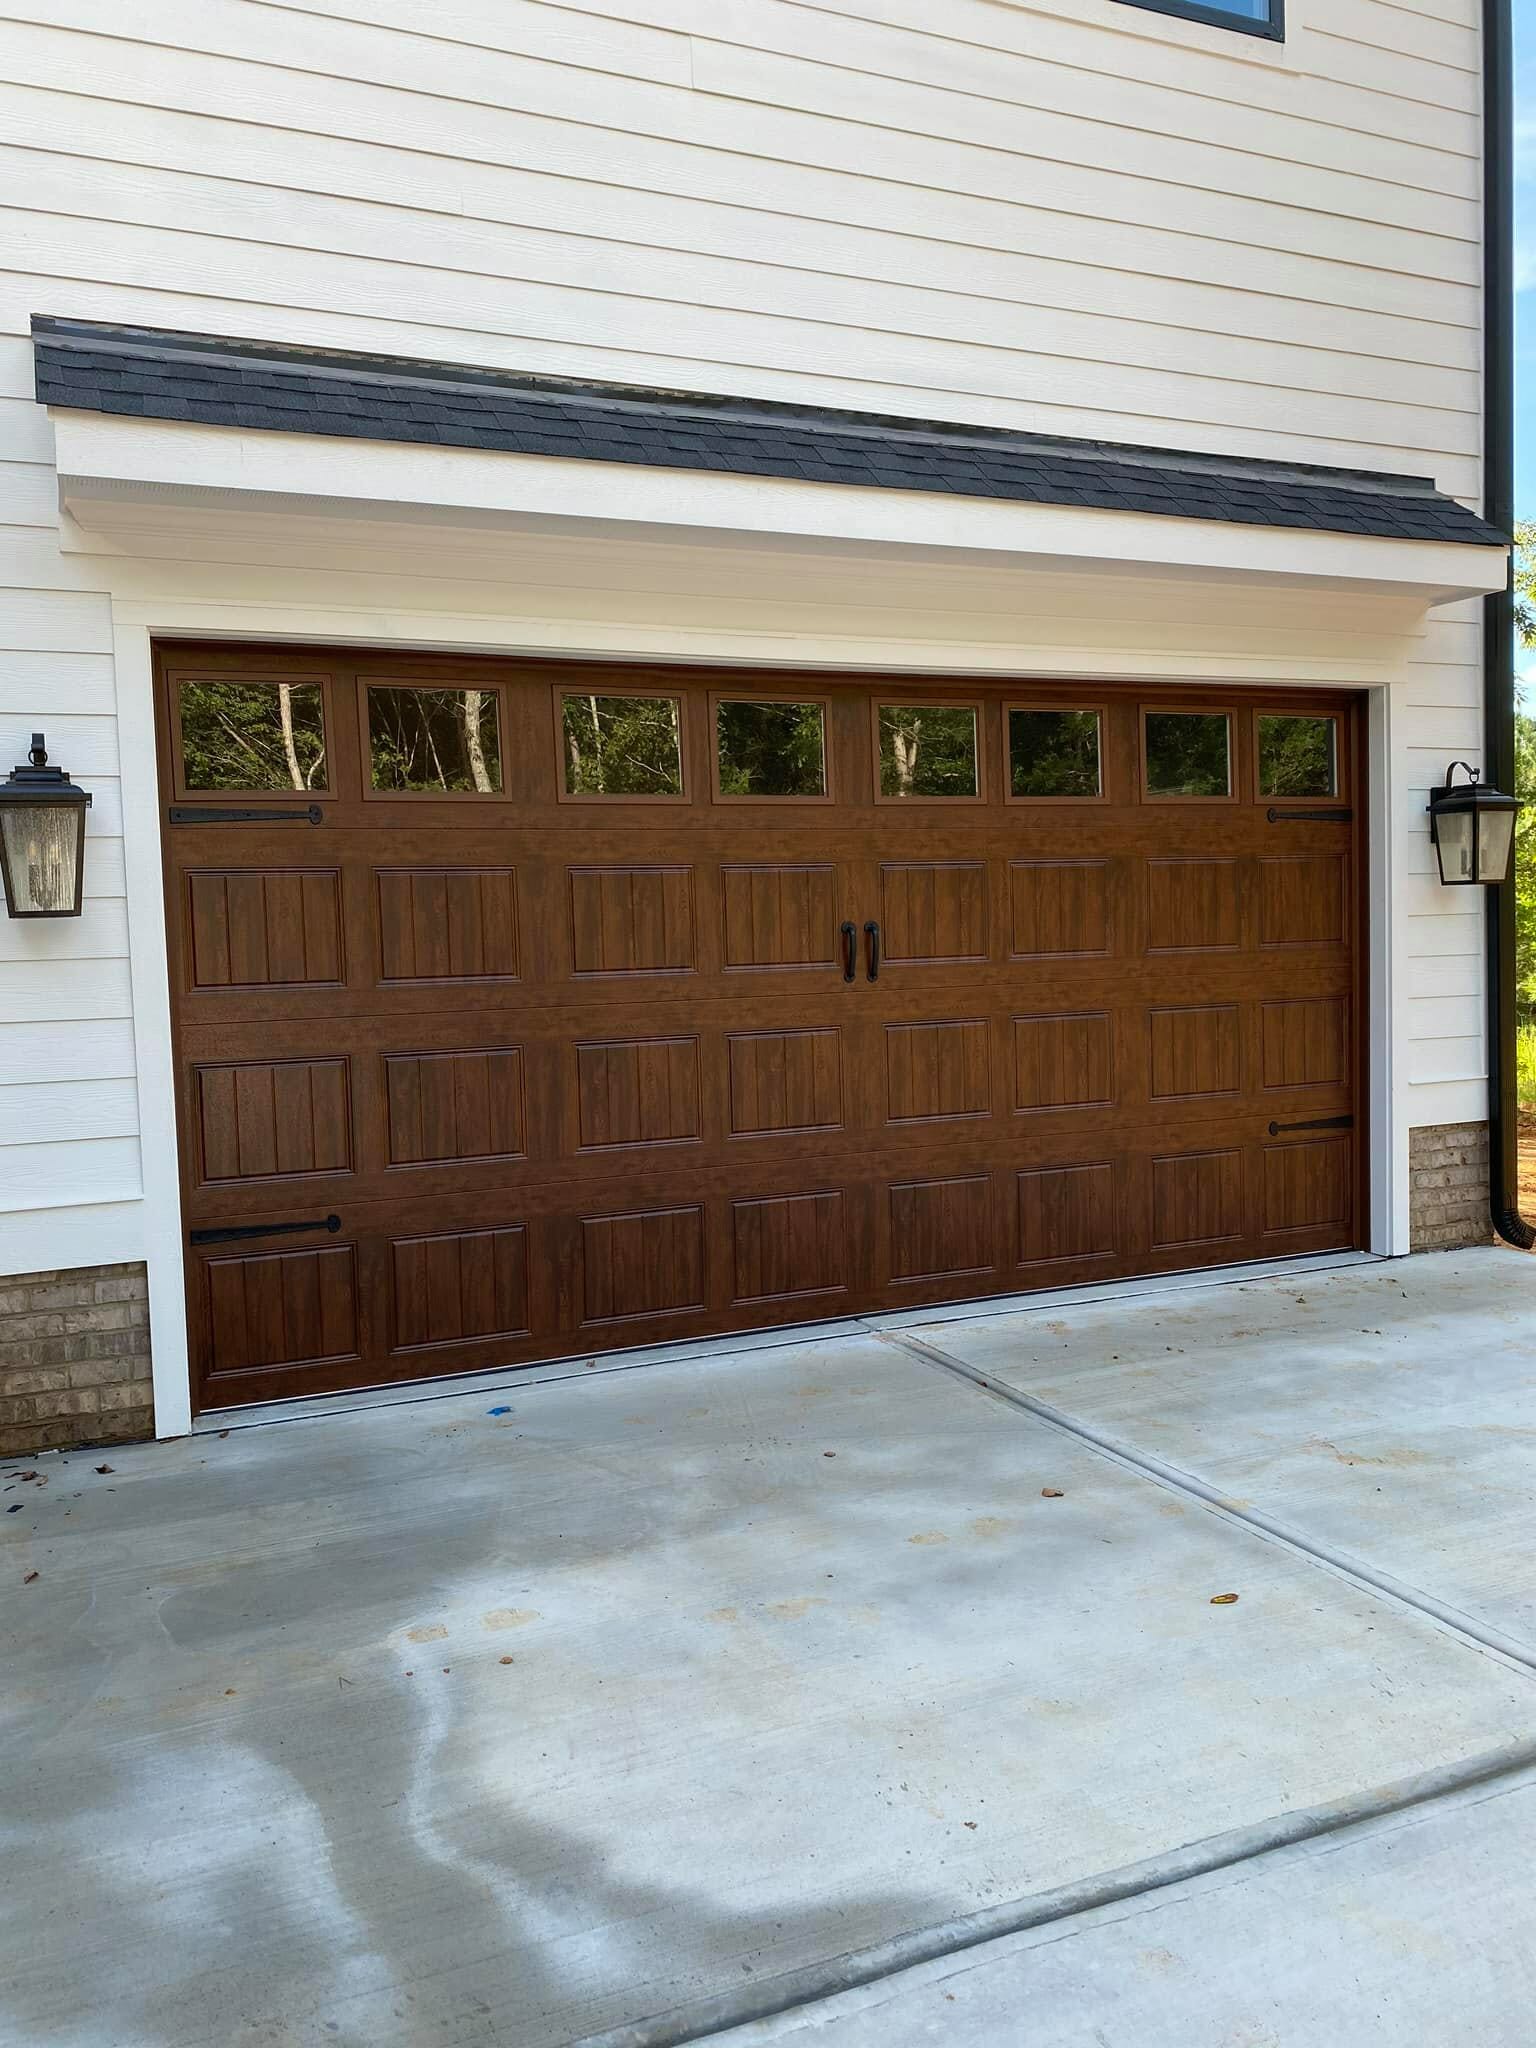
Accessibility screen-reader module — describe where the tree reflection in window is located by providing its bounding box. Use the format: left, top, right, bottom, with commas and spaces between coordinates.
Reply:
179, 679, 328, 792
1008, 709, 1101, 797
878, 704, 979, 798
562, 693, 683, 796
368, 687, 502, 793
1145, 712, 1230, 798
1259, 715, 1336, 798
717, 699, 826, 796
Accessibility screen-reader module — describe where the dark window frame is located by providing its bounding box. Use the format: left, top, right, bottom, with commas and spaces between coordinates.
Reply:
1111, 0, 1283, 41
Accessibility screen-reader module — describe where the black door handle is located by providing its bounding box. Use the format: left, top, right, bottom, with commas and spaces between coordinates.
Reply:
864, 920, 880, 983
840, 920, 857, 983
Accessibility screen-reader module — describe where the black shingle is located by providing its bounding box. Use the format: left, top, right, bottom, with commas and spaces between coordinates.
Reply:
29, 316, 1506, 551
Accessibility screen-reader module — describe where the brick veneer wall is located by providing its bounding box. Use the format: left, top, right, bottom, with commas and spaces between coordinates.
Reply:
1409, 1122, 1490, 1252
0, 1264, 154, 1457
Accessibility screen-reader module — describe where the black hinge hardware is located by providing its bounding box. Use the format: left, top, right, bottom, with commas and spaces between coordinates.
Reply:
1268, 1116, 1354, 1137
170, 804, 324, 824
1266, 807, 1352, 823
190, 1214, 342, 1246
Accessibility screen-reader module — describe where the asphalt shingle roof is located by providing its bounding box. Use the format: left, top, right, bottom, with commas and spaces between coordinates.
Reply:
32, 317, 1505, 549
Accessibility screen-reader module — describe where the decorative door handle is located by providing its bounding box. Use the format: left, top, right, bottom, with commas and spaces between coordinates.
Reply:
840, 920, 857, 983
864, 920, 881, 983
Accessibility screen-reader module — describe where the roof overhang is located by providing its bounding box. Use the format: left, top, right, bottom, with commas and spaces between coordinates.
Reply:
51, 412, 1507, 612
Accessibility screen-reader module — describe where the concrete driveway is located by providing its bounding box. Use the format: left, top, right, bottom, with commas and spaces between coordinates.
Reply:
4, 1247, 1536, 2046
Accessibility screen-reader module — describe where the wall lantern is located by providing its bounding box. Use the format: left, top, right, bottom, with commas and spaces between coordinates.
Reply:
1427, 761, 1520, 888
0, 733, 92, 918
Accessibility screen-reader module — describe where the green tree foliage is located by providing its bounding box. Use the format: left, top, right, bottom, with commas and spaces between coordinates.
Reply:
1515, 524, 1536, 1019
179, 680, 327, 791
367, 687, 500, 793
717, 700, 826, 796
1144, 710, 1230, 796
1257, 714, 1336, 797
1008, 709, 1101, 797
877, 704, 978, 797
562, 692, 684, 795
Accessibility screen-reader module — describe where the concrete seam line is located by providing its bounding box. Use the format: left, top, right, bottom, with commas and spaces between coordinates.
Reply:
882, 1328, 1536, 1681
564, 1738, 1536, 2048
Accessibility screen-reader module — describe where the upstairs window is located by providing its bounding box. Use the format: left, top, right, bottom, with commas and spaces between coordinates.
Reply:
1113, 0, 1282, 39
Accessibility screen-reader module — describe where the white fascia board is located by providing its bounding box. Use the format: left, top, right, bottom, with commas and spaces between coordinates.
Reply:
50, 412, 1507, 605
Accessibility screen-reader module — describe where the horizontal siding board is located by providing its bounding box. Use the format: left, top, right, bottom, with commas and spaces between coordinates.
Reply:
0, 652, 118, 717
563, 0, 1480, 153
282, 0, 1480, 204
0, 1075, 138, 1144
1, 103, 1480, 373
0, 896, 127, 963
0, 43, 1480, 330
7, 154, 1477, 418
10, 216, 1478, 458
0, 1134, 140, 1208
2, 959, 133, 1023
0, 14, 1480, 288
0, 1017, 136, 1087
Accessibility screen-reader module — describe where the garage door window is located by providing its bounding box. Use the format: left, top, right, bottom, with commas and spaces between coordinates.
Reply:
716, 698, 828, 798
1259, 715, 1337, 799
877, 703, 981, 800
561, 691, 685, 798
367, 686, 502, 794
179, 678, 329, 792
1007, 708, 1102, 799
1144, 711, 1231, 799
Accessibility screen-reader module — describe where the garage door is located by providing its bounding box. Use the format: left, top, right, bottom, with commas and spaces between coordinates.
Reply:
156, 645, 1363, 1410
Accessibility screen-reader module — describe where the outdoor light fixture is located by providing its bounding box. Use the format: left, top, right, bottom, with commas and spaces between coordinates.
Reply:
1427, 761, 1520, 888
0, 733, 92, 918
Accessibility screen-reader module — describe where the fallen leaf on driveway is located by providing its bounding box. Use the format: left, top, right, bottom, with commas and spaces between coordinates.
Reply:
1210, 1593, 1240, 1606
94, 1464, 114, 1475
1041, 1488, 1065, 1499
23, 1571, 39, 1584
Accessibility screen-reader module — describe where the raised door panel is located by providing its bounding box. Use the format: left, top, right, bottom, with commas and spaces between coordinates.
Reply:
391, 1226, 530, 1350
885, 1019, 990, 1124
377, 868, 520, 982
1263, 1139, 1351, 1238
1017, 1163, 1117, 1267
204, 1244, 358, 1376
880, 863, 988, 965
385, 1049, 525, 1165
575, 1037, 700, 1149
570, 867, 696, 977
195, 1058, 352, 1183
1145, 860, 1240, 954
1262, 999, 1348, 1089
1149, 1006, 1241, 1101
732, 1191, 846, 1304
1258, 855, 1347, 949
187, 869, 343, 990
728, 1029, 843, 1136
889, 1174, 994, 1282
1151, 1150, 1245, 1250
721, 864, 838, 970
580, 1206, 706, 1323
1012, 1013, 1114, 1112
1009, 861, 1111, 959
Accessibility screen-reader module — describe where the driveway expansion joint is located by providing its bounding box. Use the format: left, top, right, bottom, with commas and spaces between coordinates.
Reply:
878, 1326, 1536, 1685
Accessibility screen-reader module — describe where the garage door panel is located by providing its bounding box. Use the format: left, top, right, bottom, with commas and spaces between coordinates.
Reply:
162, 652, 1361, 1409
375, 865, 521, 983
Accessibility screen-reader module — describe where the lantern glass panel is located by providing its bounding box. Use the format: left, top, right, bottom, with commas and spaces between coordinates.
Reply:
1434, 806, 1477, 884
1478, 806, 1516, 883
1, 802, 82, 914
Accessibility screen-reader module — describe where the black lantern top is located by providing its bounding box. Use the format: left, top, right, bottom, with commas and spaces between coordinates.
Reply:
0, 733, 94, 918
1426, 761, 1520, 888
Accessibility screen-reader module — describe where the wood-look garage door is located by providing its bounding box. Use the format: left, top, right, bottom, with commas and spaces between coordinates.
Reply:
157, 644, 1364, 1410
